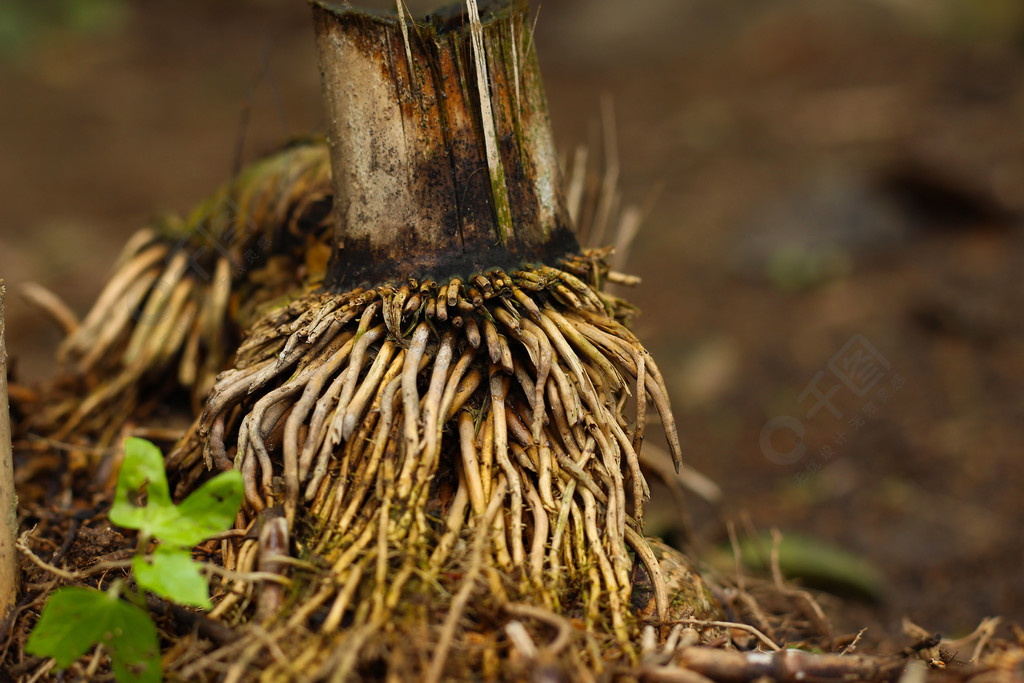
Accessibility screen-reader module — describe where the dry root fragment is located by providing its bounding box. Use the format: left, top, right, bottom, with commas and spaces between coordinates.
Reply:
665, 647, 906, 683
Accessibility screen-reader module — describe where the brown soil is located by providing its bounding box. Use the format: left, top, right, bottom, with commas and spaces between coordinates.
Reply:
1, 0, 1022, 658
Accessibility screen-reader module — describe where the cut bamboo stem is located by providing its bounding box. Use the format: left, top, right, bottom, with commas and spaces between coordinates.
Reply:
312, 0, 577, 288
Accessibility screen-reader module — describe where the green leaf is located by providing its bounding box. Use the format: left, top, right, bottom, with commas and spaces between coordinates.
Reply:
26, 588, 106, 668
110, 438, 242, 546
162, 470, 243, 546
110, 437, 175, 535
134, 547, 212, 610
737, 533, 886, 602
26, 587, 161, 683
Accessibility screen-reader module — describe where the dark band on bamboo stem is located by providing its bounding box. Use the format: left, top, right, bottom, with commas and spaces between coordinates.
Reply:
313, 0, 578, 289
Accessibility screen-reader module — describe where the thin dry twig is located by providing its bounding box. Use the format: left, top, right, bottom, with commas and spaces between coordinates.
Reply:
16, 528, 131, 581
670, 618, 781, 652
769, 528, 832, 639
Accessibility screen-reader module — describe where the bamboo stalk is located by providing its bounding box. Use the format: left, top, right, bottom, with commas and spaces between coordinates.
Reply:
0, 280, 18, 617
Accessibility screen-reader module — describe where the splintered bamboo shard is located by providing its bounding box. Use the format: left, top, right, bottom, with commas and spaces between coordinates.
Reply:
0, 281, 18, 617
312, 0, 577, 288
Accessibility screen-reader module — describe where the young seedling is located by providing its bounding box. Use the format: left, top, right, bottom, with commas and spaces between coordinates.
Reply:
111, 436, 243, 607
26, 437, 243, 682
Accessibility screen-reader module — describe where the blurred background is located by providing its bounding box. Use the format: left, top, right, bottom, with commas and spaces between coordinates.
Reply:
1, 0, 1022, 645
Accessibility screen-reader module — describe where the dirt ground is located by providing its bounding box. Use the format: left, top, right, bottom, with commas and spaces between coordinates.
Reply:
1, 0, 1022, 652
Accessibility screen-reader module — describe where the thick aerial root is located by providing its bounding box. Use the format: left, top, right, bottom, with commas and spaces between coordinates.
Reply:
28, 138, 646, 455
30, 141, 333, 443
163, 252, 698, 679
